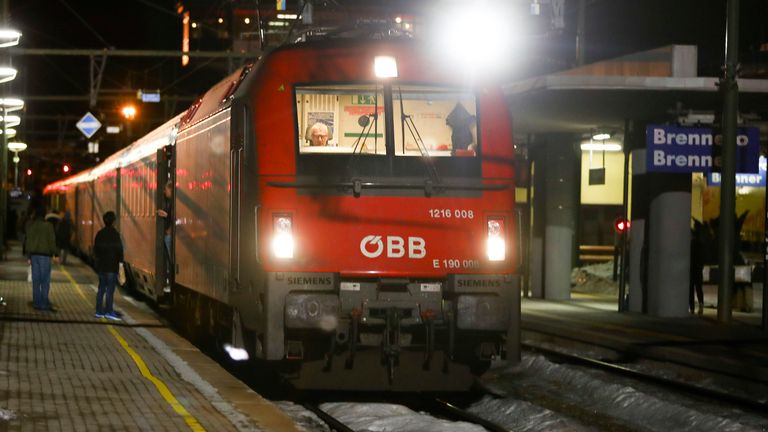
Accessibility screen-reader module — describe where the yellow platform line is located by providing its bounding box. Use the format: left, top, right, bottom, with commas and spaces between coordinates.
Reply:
60, 265, 206, 432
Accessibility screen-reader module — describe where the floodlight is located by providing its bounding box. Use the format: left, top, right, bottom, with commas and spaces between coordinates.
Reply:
427, 1, 526, 78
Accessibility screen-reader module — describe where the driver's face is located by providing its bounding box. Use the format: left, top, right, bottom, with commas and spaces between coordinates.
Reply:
311, 129, 329, 146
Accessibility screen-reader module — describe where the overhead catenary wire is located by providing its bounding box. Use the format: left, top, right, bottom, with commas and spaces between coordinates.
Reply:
55, 0, 113, 48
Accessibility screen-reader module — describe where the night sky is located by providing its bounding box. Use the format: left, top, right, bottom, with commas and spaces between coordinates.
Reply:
2, 0, 767, 187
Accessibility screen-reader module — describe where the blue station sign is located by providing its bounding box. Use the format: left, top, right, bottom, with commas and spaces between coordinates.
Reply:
708, 156, 767, 187
646, 125, 759, 174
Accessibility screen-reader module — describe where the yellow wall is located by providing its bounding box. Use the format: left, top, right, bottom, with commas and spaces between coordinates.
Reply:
580, 151, 625, 205
702, 183, 765, 243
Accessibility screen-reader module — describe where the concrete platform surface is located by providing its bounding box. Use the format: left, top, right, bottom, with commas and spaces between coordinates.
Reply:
522, 292, 768, 383
0, 242, 301, 432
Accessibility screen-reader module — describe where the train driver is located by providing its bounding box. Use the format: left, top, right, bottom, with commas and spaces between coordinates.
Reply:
308, 122, 332, 146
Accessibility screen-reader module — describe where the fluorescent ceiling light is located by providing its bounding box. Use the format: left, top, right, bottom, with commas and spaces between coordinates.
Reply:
592, 132, 611, 141
581, 142, 622, 152
8, 141, 27, 152
0, 67, 17, 84
0, 128, 17, 137
0, 115, 21, 127
0, 98, 24, 112
0, 29, 21, 48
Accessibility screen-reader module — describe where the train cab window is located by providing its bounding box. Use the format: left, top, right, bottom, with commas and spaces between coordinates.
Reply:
393, 86, 478, 158
295, 85, 387, 156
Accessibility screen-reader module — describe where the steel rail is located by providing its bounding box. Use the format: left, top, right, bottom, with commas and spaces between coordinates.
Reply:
429, 398, 509, 432
522, 341, 768, 416
300, 403, 355, 432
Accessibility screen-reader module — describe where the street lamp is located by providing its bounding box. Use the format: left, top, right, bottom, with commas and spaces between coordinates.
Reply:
7, 141, 25, 188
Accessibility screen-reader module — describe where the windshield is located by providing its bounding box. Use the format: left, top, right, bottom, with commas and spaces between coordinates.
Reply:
393, 86, 478, 158
295, 84, 478, 158
294, 83, 481, 181
296, 84, 387, 155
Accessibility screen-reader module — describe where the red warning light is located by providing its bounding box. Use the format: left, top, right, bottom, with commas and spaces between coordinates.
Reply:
63, 164, 70, 173
613, 217, 630, 233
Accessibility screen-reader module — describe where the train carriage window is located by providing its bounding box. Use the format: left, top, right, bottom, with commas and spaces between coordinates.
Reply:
393, 86, 478, 158
295, 85, 387, 155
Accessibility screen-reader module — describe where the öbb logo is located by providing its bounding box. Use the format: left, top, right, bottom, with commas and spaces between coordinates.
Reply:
360, 235, 426, 259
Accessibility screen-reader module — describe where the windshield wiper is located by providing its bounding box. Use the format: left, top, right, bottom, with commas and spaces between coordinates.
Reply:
267, 179, 510, 197
398, 86, 441, 186
344, 113, 377, 177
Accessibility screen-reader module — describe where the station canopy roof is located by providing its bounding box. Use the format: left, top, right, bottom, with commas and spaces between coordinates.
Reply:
504, 45, 768, 139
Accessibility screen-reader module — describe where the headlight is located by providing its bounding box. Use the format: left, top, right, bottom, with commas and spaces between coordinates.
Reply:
487, 217, 505, 261
272, 214, 294, 259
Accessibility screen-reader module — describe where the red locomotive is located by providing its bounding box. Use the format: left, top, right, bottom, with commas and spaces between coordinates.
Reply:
46, 35, 520, 390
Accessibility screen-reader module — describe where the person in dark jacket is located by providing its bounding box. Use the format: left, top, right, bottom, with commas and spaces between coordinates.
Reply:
24, 205, 58, 311
93, 211, 124, 320
157, 181, 173, 287
56, 210, 73, 265
689, 225, 704, 315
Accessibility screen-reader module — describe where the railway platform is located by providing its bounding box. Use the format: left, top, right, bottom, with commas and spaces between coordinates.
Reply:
521, 290, 768, 383
0, 241, 301, 432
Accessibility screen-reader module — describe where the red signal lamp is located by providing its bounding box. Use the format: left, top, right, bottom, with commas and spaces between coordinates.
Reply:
613, 217, 630, 233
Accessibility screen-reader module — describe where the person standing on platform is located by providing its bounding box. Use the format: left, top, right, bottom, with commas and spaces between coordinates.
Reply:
56, 210, 72, 265
45, 208, 61, 230
157, 181, 173, 287
24, 205, 58, 311
689, 225, 704, 315
93, 211, 123, 321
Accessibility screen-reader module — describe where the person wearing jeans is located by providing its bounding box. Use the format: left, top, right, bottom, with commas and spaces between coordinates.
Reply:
24, 205, 58, 311
96, 272, 118, 319
93, 211, 124, 321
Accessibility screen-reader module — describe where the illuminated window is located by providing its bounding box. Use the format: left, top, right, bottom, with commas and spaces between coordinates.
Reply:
295, 85, 387, 156
393, 86, 478, 158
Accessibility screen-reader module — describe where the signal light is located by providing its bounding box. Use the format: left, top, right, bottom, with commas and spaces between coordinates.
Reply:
26, 168, 31, 176
613, 217, 630, 233
63, 164, 70, 173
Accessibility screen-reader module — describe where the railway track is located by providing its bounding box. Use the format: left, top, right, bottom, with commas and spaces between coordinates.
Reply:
522, 336, 768, 416
300, 403, 356, 432
426, 398, 509, 432
296, 391, 510, 432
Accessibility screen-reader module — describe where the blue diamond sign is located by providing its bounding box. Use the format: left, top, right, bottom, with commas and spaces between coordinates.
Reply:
76, 112, 102, 139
